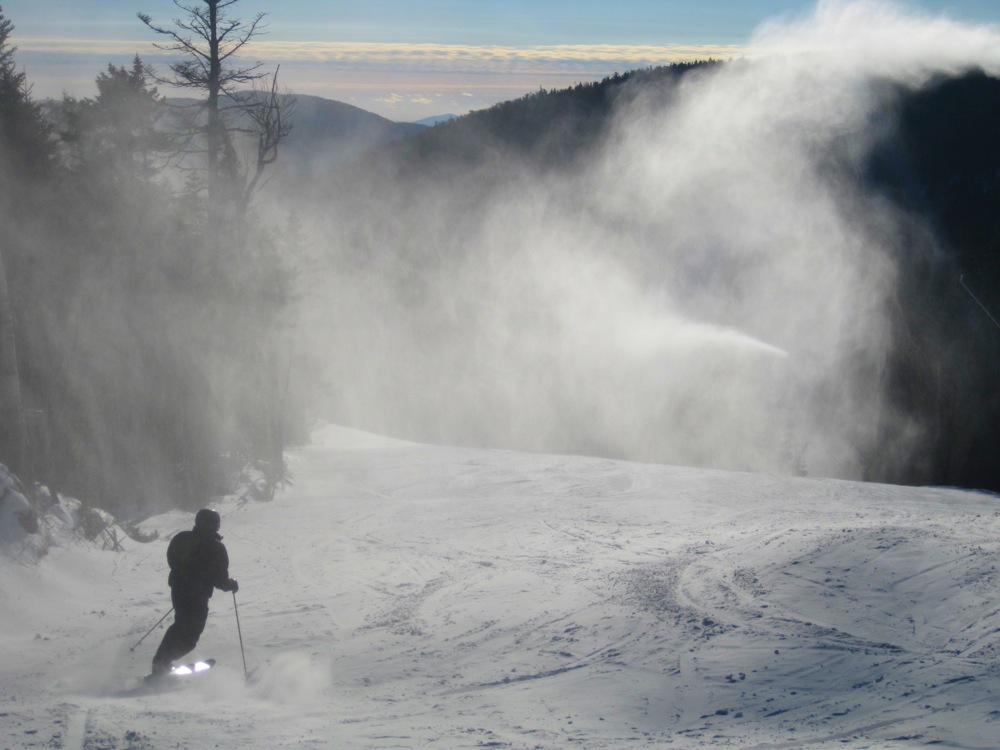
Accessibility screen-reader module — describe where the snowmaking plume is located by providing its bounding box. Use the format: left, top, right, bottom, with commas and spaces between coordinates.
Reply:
287, 0, 1000, 480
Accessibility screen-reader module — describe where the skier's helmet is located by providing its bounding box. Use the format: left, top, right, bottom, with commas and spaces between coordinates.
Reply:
194, 508, 221, 533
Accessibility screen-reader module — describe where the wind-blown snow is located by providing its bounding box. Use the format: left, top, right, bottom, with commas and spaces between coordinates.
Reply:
2, 423, 999, 748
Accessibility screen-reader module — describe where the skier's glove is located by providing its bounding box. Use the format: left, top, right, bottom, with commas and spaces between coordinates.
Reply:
223, 578, 239, 593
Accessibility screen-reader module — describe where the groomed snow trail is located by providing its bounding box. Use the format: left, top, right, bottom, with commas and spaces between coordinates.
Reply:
2, 423, 999, 748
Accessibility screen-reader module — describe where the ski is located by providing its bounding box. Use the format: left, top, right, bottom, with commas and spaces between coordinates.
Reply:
144, 658, 216, 682
170, 658, 216, 676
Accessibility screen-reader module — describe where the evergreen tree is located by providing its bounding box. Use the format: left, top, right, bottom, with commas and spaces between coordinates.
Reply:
0, 5, 50, 482
0, 6, 51, 177
60, 56, 173, 187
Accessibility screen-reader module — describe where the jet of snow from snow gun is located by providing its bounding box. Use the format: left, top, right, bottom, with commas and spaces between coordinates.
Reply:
959, 275, 1000, 332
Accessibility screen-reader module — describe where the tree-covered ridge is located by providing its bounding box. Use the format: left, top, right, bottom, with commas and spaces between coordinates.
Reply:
395, 61, 723, 168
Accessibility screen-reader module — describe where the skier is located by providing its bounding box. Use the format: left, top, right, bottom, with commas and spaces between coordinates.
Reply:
151, 508, 238, 676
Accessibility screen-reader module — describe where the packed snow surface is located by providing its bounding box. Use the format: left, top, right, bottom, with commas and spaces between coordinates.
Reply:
3, 422, 1000, 748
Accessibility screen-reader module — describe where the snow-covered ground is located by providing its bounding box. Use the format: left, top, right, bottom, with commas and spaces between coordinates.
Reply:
3, 422, 1000, 749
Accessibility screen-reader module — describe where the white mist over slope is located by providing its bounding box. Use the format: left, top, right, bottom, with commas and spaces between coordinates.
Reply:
2, 423, 999, 748
288, 0, 1000, 481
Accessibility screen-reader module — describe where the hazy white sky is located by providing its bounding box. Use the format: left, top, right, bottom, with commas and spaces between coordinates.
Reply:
2, 0, 998, 121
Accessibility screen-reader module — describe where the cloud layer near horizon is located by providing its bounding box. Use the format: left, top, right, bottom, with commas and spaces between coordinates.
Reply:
16, 37, 744, 73
15, 37, 744, 118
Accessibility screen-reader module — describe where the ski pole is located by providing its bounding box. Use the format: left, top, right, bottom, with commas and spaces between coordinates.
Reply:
129, 608, 173, 652
233, 591, 248, 678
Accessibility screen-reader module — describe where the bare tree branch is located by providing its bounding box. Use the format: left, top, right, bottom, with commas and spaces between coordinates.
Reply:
240, 66, 294, 209
138, 0, 292, 221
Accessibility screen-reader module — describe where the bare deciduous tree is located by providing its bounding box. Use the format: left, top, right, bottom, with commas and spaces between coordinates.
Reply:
138, 0, 293, 220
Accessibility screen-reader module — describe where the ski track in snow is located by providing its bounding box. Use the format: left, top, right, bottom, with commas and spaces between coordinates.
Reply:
2, 423, 1000, 748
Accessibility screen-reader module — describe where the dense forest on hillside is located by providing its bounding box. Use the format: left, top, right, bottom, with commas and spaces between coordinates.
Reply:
867, 70, 1000, 489
390, 62, 723, 169
0, 5, 298, 521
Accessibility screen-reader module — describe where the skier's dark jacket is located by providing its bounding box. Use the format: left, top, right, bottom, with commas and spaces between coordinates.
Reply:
166, 527, 231, 600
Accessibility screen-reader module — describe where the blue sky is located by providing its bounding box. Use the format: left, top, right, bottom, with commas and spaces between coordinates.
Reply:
3, 0, 999, 121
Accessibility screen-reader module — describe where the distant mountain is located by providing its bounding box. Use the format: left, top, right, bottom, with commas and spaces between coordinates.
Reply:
276, 94, 426, 179
412, 114, 457, 126
158, 93, 426, 178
